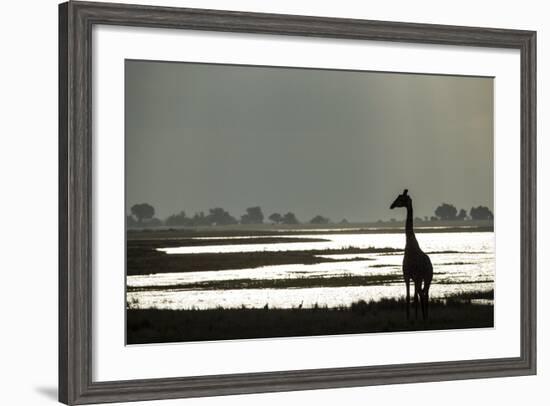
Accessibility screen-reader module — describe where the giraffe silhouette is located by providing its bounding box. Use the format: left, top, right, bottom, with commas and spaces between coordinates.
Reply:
390, 189, 433, 320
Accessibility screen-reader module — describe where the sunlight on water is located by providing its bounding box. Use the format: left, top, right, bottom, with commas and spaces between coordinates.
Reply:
158, 232, 491, 254
128, 283, 495, 310
128, 232, 494, 310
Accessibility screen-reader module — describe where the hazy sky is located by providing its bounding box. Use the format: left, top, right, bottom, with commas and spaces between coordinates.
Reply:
125, 60, 493, 222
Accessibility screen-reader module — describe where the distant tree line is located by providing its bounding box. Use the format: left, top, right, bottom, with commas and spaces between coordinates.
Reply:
127, 201, 494, 228
127, 203, 336, 228
377, 203, 493, 224
433, 203, 493, 221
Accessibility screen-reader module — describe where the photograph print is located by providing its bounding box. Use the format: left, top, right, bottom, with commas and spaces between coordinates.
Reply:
125, 60, 494, 344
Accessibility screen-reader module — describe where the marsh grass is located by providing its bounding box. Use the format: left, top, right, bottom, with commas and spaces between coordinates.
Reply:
127, 273, 403, 292
126, 245, 402, 275
127, 290, 494, 344
127, 273, 494, 292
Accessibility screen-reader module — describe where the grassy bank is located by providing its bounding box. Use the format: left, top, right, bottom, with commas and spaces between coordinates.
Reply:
126, 224, 492, 276
127, 293, 494, 344
127, 273, 403, 292
127, 274, 494, 292
127, 245, 403, 276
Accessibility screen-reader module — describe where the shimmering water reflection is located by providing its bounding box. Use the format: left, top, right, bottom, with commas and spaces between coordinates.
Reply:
127, 232, 494, 310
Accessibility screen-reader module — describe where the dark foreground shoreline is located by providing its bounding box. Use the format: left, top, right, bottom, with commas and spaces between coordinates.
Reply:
127, 294, 494, 344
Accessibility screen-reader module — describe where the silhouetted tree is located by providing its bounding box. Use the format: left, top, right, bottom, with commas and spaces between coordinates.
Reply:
310, 215, 330, 225
430, 216, 438, 221
435, 203, 458, 220
241, 206, 264, 224
457, 208, 468, 221
131, 203, 155, 223
190, 211, 210, 226
207, 208, 238, 225
340, 218, 349, 224
282, 212, 299, 225
268, 213, 283, 224
165, 211, 188, 226
470, 206, 494, 220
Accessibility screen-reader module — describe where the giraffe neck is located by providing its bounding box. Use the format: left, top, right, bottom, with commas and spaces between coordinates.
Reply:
405, 201, 418, 250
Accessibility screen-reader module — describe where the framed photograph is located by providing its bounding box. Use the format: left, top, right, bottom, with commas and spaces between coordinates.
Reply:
59, 1, 536, 404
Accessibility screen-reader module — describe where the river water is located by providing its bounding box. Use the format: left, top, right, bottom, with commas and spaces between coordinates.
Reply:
127, 231, 494, 310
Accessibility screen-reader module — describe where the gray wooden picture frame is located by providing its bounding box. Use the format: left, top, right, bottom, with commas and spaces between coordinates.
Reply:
59, 1, 537, 404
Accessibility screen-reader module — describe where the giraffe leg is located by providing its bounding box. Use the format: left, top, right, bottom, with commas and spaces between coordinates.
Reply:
424, 284, 431, 320
424, 291, 429, 319
405, 279, 410, 320
422, 279, 431, 320
420, 291, 428, 320
418, 282, 426, 320
413, 283, 419, 320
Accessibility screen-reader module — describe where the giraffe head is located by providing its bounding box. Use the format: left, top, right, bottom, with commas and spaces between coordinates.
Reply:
390, 189, 411, 209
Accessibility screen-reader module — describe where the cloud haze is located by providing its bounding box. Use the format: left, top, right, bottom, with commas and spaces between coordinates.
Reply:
125, 60, 493, 222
